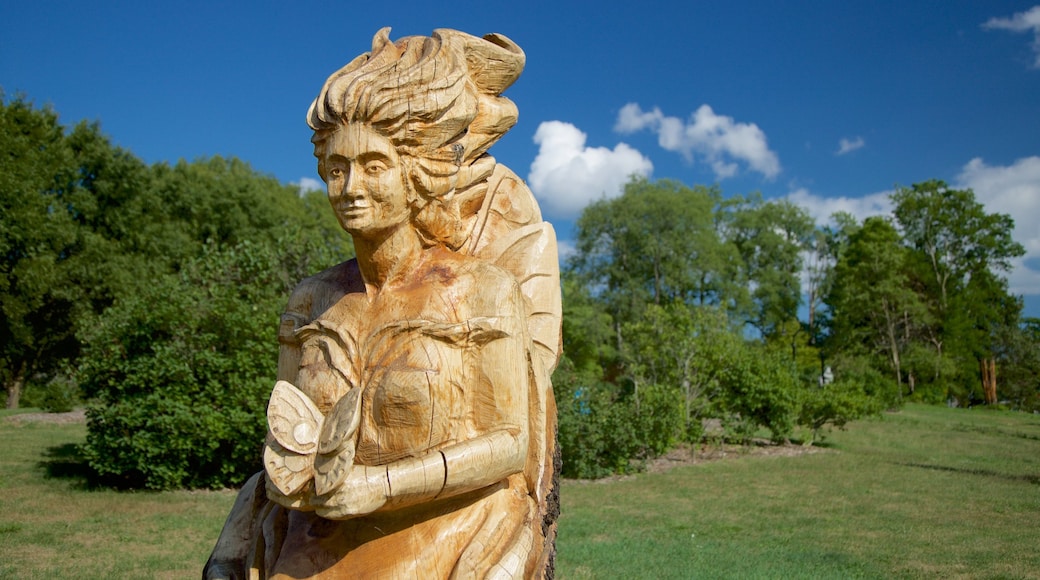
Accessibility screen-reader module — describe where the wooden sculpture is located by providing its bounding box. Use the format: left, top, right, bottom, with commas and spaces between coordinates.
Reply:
204, 28, 561, 579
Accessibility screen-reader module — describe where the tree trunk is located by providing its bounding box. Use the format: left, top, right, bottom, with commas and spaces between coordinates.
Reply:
807, 288, 816, 346
5, 361, 26, 410
883, 302, 903, 397
980, 358, 997, 405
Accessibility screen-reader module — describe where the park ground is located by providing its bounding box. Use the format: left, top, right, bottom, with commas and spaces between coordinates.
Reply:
1, 403, 1038, 579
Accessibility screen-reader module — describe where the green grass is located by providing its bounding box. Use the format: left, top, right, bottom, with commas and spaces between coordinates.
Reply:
1, 404, 1038, 578
557, 404, 1040, 579
0, 411, 235, 579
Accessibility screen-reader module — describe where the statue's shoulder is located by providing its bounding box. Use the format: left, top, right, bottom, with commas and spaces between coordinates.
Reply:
425, 248, 516, 290
284, 259, 362, 322
419, 249, 520, 320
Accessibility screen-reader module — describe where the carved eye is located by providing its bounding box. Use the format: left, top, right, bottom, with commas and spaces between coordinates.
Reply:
328, 167, 345, 180
364, 160, 388, 176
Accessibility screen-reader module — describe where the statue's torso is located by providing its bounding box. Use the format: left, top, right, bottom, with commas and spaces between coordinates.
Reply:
287, 249, 515, 465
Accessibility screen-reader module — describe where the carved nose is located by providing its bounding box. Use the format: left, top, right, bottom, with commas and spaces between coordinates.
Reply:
328, 171, 360, 202
342, 170, 365, 200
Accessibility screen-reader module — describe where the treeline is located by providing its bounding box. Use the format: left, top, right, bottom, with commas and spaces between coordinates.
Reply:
1, 96, 352, 488
554, 176, 1039, 477
4, 96, 1038, 488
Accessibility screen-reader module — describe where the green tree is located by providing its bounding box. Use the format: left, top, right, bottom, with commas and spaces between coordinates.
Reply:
995, 317, 1040, 411
569, 177, 743, 347
805, 212, 860, 347
892, 180, 1025, 401
559, 271, 617, 378
826, 216, 928, 397
725, 195, 815, 341
0, 96, 96, 407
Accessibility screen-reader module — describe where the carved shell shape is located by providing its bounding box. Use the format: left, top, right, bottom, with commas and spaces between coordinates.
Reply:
267, 380, 323, 454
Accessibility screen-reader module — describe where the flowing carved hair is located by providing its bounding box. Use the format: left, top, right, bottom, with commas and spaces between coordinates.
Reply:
307, 28, 525, 249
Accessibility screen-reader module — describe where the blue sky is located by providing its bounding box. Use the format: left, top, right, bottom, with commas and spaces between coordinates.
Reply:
3, 1, 1039, 314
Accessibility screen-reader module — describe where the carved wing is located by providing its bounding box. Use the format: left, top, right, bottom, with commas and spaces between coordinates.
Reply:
314, 386, 363, 495
268, 380, 323, 454
464, 164, 562, 367
265, 380, 323, 497
460, 163, 561, 507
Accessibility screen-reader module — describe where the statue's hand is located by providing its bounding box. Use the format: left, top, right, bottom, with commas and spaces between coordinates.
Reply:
265, 473, 316, 511
311, 464, 389, 520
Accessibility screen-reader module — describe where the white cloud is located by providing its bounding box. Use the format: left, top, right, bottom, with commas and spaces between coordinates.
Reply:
615, 103, 780, 180
956, 156, 1040, 296
983, 6, 1040, 67
527, 120, 653, 219
836, 136, 865, 156
785, 187, 893, 226
295, 177, 323, 194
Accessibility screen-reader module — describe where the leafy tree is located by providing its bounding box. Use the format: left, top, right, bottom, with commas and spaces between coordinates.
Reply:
569, 177, 743, 348
0, 96, 98, 408
559, 271, 617, 378
892, 180, 1024, 401
826, 216, 927, 397
805, 211, 860, 347
1, 94, 352, 414
995, 317, 1040, 411
725, 195, 815, 341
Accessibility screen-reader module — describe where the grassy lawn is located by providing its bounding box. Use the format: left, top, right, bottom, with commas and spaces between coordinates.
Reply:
1, 404, 1038, 578
0, 412, 235, 579
558, 404, 1040, 579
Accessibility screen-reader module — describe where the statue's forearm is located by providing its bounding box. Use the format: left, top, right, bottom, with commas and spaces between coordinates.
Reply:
383, 428, 527, 510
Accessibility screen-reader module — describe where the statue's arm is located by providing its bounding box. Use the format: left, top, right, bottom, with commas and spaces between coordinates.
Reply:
276, 282, 314, 383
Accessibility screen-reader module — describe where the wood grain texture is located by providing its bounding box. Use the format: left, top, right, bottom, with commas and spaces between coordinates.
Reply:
204, 27, 560, 580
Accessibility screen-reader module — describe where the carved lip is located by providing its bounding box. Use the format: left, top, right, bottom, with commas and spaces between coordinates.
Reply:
336, 202, 370, 214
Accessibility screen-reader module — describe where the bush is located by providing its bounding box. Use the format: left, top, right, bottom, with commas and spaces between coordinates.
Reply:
798, 354, 888, 442
38, 374, 80, 413
554, 358, 642, 478
19, 372, 80, 413
713, 344, 800, 443
78, 237, 336, 490
633, 383, 685, 456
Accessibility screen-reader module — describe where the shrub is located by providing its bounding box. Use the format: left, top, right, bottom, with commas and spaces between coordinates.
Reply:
78, 237, 334, 490
713, 344, 800, 443
554, 358, 643, 478
798, 354, 888, 442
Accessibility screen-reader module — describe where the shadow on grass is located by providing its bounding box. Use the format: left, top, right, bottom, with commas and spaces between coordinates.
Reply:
952, 423, 1040, 441
896, 461, 1040, 485
39, 443, 95, 488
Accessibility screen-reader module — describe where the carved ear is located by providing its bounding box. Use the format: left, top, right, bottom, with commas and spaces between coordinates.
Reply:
267, 380, 323, 455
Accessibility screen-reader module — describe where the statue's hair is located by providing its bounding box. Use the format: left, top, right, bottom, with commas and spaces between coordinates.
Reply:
308, 28, 525, 199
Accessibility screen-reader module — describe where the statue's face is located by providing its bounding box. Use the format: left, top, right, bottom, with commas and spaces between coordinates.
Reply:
322, 125, 410, 239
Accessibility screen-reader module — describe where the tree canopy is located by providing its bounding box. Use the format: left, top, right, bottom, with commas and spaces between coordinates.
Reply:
1, 96, 352, 488
3, 95, 1034, 486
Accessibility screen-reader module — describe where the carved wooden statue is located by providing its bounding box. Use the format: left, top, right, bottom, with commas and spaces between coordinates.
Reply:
204, 28, 561, 579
